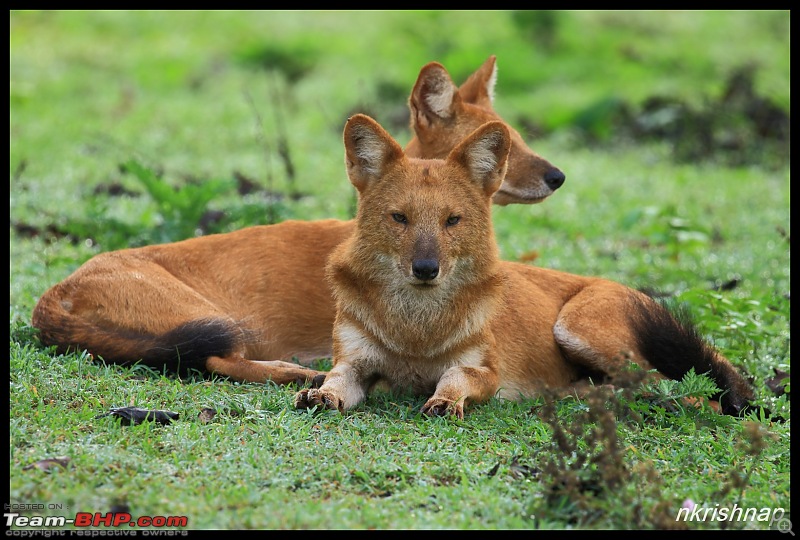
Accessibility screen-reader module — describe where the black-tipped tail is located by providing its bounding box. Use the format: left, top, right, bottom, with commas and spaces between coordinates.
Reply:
37, 317, 239, 378
136, 319, 240, 376
629, 293, 755, 416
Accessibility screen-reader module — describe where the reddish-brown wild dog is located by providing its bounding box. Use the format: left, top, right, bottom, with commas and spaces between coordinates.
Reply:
31, 56, 564, 387
294, 114, 754, 417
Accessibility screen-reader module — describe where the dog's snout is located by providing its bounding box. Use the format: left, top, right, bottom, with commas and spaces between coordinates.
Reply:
412, 259, 439, 281
544, 168, 565, 190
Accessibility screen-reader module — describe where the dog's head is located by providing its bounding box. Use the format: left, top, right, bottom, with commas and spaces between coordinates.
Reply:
406, 55, 564, 206
343, 114, 509, 291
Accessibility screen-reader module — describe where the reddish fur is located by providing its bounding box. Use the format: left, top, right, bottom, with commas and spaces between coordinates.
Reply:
295, 115, 755, 418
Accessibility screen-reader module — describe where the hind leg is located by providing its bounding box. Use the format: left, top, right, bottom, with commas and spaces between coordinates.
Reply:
553, 284, 654, 376
206, 354, 326, 387
33, 256, 234, 342
34, 255, 329, 387
552, 282, 754, 415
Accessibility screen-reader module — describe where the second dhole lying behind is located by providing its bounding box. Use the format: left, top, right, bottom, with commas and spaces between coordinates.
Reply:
295, 114, 755, 418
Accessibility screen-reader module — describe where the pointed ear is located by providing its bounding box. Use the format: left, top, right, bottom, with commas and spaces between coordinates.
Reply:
447, 121, 510, 197
343, 114, 404, 193
458, 55, 497, 106
408, 62, 460, 131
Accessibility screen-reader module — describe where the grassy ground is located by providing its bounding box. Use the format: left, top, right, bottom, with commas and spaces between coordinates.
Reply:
9, 10, 790, 530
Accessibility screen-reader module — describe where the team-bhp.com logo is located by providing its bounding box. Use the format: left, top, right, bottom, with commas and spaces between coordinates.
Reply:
5, 511, 188, 530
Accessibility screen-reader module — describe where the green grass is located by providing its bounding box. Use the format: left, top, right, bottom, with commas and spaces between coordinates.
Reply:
9, 10, 790, 530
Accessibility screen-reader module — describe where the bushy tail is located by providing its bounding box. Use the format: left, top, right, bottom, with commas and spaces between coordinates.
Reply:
32, 299, 237, 377
628, 293, 755, 416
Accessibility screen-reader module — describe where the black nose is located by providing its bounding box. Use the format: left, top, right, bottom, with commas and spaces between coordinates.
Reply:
412, 259, 439, 281
544, 168, 565, 190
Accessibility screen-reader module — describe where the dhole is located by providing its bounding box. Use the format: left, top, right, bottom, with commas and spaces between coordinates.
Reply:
294, 114, 755, 417
31, 56, 564, 387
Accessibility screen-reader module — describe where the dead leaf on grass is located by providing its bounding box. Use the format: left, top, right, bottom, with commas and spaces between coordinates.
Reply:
96, 407, 179, 426
23, 457, 70, 472
198, 407, 217, 424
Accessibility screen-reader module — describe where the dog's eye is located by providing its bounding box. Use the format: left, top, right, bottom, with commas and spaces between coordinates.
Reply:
392, 213, 408, 224
446, 215, 461, 227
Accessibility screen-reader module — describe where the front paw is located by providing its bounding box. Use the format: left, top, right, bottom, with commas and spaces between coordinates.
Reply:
294, 388, 343, 412
421, 397, 464, 419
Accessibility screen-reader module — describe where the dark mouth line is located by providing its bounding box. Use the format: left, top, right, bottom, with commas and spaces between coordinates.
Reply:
495, 190, 549, 202
495, 191, 550, 203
